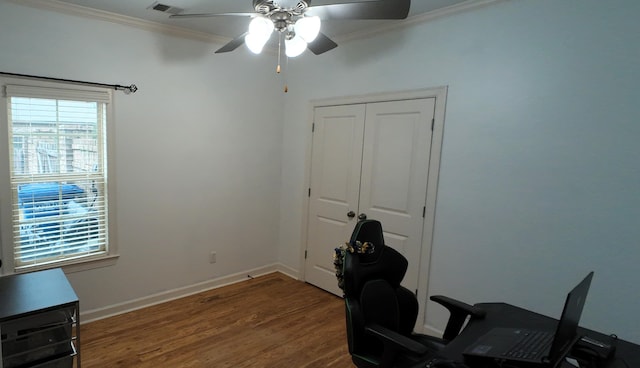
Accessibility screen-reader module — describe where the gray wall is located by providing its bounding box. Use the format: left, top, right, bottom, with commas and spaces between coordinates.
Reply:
0, 1, 284, 311
279, 0, 640, 343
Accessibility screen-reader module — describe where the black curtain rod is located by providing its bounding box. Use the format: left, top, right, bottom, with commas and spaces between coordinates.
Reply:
0, 71, 138, 94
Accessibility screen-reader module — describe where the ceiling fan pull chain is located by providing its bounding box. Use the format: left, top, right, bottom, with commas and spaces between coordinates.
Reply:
284, 55, 289, 93
276, 33, 282, 74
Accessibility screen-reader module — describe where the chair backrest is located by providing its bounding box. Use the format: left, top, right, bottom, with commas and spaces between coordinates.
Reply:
343, 220, 408, 297
343, 220, 417, 365
349, 219, 385, 247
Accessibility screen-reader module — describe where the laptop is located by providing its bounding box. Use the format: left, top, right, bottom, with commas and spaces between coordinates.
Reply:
463, 272, 594, 368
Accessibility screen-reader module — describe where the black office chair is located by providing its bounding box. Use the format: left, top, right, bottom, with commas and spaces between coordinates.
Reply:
337, 220, 485, 368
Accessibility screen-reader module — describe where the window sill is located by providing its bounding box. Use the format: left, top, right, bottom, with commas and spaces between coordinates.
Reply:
14, 254, 120, 275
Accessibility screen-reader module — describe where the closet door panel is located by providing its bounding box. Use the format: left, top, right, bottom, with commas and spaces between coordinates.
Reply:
359, 98, 435, 293
304, 104, 366, 295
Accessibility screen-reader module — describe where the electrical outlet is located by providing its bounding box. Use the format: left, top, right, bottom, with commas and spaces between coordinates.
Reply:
209, 251, 216, 264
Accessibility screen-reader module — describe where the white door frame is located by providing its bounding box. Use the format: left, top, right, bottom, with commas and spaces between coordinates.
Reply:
299, 86, 448, 333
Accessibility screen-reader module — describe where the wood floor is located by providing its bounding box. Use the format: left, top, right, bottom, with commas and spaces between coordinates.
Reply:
80, 272, 354, 367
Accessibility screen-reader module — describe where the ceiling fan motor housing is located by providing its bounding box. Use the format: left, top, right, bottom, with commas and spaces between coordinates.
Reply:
253, 0, 310, 34
253, 0, 309, 15
253, 0, 273, 14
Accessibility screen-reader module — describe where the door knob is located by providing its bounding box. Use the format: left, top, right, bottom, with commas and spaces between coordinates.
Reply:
347, 211, 356, 218
358, 213, 367, 220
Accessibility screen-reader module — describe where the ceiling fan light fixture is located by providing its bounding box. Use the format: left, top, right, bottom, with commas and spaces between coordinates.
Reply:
171, 0, 412, 59
245, 16, 274, 54
285, 34, 307, 57
245, 33, 267, 54
294, 16, 320, 43
248, 16, 274, 39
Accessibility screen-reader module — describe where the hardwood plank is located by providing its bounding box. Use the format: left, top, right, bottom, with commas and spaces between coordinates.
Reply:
80, 273, 354, 367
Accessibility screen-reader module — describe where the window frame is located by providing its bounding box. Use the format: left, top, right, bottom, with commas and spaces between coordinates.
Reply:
0, 77, 118, 275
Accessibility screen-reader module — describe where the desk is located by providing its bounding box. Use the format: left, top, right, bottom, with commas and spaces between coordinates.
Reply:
419, 303, 639, 368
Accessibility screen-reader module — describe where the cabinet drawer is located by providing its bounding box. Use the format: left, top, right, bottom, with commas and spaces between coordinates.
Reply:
1, 308, 76, 367
2, 340, 75, 368
2, 308, 74, 339
30, 353, 75, 368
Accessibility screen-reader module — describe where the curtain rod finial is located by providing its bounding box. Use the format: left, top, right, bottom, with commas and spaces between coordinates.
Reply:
121, 84, 138, 94
116, 84, 138, 95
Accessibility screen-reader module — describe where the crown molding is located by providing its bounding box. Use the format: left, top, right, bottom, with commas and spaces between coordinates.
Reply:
6, 0, 228, 44
7, 0, 507, 47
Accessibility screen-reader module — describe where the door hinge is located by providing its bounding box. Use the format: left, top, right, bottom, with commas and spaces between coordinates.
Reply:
431, 118, 435, 131
415, 289, 418, 297
305, 250, 308, 259
422, 206, 426, 218
312, 122, 315, 132
308, 188, 311, 197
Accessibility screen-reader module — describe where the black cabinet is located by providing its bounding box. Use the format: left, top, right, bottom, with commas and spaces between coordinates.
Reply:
0, 269, 80, 368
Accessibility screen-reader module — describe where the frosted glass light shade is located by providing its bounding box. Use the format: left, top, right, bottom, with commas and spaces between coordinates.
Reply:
245, 33, 267, 54
294, 16, 321, 43
249, 17, 274, 39
245, 17, 274, 54
285, 35, 307, 57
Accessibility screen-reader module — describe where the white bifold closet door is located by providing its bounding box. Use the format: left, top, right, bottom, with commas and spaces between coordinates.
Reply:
305, 98, 435, 297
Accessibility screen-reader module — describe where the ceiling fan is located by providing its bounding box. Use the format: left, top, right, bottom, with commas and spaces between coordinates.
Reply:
169, 0, 411, 57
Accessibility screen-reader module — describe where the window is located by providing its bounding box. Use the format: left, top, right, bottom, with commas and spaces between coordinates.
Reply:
2, 83, 113, 271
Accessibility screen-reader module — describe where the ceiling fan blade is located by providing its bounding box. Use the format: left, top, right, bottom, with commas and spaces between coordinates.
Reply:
307, 32, 338, 55
306, 0, 411, 20
215, 32, 248, 53
169, 12, 254, 19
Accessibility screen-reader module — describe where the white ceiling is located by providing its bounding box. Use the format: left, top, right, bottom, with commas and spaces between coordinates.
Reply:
44, 0, 480, 42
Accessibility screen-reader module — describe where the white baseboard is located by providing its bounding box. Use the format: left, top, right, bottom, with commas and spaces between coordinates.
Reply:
81, 263, 299, 323
274, 262, 299, 280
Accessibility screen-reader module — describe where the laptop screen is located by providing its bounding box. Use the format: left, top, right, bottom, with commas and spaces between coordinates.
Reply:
547, 271, 594, 364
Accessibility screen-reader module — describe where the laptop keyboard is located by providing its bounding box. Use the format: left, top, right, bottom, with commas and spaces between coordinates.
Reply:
503, 330, 553, 360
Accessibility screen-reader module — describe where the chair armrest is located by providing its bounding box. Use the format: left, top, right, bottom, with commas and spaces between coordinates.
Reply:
430, 295, 486, 318
430, 295, 486, 342
365, 323, 429, 355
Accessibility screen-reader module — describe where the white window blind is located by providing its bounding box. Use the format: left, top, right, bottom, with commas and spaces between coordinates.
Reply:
6, 84, 111, 270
